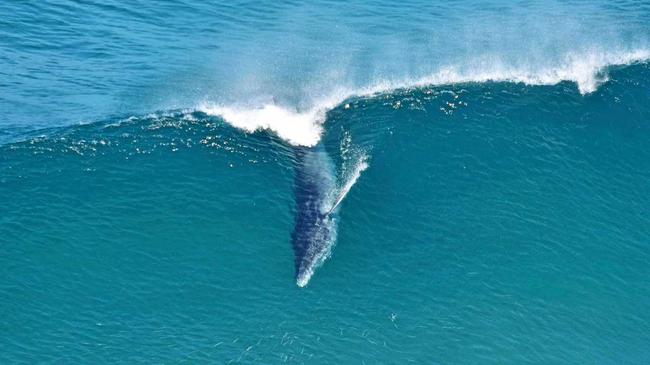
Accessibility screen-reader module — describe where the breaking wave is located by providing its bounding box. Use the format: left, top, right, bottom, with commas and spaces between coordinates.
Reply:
200, 49, 650, 147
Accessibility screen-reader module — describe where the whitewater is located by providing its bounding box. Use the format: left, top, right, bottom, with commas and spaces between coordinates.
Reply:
199, 49, 650, 147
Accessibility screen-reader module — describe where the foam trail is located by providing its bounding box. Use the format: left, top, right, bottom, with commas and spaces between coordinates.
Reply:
327, 154, 369, 215
200, 49, 650, 147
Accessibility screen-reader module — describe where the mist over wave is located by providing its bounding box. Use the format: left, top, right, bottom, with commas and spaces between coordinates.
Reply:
3, 0, 649, 141
200, 50, 649, 146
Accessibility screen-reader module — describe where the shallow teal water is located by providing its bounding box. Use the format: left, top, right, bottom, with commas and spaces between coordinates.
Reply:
2, 1, 650, 364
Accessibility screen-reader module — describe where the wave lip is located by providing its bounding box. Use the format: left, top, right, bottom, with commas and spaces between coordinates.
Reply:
198, 103, 327, 147
409, 49, 650, 94
200, 49, 649, 147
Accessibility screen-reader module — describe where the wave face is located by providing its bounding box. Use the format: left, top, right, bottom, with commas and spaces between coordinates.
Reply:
2, 1, 650, 363
2, 62, 650, 363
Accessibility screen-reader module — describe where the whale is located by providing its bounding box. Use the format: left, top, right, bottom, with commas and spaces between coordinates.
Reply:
291, 145, 339, 287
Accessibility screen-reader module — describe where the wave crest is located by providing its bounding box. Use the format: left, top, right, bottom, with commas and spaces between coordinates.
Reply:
411, 49, 650, 94
201, 49, 649, 146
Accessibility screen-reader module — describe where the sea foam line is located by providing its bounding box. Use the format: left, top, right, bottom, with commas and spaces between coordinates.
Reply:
199, 49, 650, 147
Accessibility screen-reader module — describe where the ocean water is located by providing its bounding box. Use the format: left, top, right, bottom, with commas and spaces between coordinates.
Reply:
1, 1, 650, 363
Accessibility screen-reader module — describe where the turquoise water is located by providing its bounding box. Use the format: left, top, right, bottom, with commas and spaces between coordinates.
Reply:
2, 1, 650, 363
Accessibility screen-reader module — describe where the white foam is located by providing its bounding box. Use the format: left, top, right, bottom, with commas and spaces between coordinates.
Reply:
198, 103, 324, 146
200, 49, 649, 146
408, 49, 650, 94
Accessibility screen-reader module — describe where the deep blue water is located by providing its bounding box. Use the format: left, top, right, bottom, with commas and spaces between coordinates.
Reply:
1, 1, 650, 363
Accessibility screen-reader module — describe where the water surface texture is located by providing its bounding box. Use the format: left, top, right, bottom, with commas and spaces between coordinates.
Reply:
1, 1, 650, 363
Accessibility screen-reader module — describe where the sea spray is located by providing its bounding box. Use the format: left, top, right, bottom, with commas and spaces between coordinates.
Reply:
200, 49, 650, 147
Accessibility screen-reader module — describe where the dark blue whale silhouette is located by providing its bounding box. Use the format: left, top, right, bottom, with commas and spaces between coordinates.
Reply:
291, 145, 338, 287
